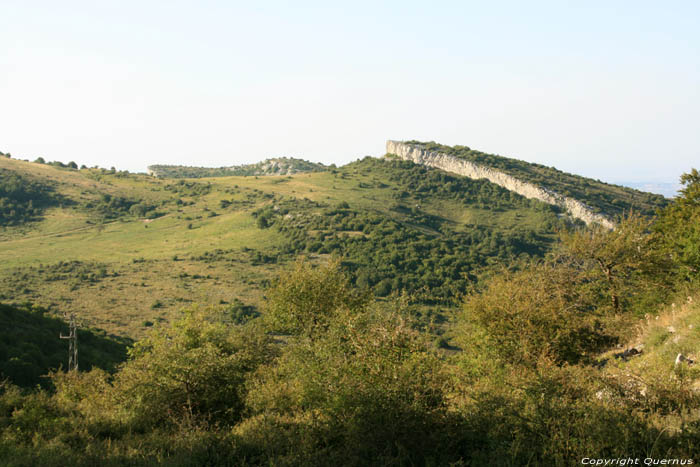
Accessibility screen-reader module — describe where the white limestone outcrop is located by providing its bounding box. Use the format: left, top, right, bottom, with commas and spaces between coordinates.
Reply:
386, 141, 614, 229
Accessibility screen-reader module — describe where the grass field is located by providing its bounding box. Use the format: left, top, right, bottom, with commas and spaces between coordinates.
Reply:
1, 157, 288, 336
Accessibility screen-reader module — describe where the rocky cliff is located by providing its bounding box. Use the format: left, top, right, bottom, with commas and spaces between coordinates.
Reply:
386, 140, 614, 229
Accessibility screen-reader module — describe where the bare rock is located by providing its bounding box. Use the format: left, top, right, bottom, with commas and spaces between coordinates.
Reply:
613, 348, 642, 361
675, 353, 694, 366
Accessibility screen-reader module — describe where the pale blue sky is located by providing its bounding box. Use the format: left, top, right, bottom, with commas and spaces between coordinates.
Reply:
1, 1, 698, 184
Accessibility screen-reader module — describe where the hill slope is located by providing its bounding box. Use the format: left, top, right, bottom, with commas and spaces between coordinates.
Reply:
0, 153, 566, 336
0, 144, 668, 339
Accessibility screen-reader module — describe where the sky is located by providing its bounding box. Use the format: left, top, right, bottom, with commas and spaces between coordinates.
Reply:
1, 1, 698, 186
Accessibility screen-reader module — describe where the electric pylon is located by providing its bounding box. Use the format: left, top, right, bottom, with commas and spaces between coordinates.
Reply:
59, 313, 78, 371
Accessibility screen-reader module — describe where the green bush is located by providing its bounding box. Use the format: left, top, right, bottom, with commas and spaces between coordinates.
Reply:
246, 306, 456, 465
263, 258, 369, 336
461, 262, 615, 366
112, 309, 275, 428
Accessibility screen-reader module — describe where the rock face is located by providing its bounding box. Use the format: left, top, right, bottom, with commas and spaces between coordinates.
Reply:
386, 141, 614, 229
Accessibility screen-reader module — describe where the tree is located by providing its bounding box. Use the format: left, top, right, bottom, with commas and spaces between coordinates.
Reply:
129, 203, 148, 218
656, 168, 700, 282
460, 261, 611, 366
560, 212, 674, 315
264, 257, 370, 336
112, 308, 274, 428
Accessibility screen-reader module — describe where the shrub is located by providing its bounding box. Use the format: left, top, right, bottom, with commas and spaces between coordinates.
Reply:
246, 306, 454, 465
461, 261, 615, 366
263, 257, 369, 336
112, 309, 275, 428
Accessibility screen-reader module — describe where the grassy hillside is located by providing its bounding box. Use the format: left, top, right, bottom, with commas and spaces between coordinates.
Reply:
1, 150, 698, 465
148, 157, 328, 178
406, 140, 669, 217
598, 293, 700, 396
0, 153, 569, 337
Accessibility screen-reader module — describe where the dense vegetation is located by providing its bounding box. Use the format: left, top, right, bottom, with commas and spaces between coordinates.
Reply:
254, 158, 563, 305
148, 157, 327, 178
0, 169, 63, 225
406, 141, 669, 217
656, 168, 700, 282
1, 169, 699, 465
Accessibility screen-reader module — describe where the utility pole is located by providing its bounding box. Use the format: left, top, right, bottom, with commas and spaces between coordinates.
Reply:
59, 313, 78, 371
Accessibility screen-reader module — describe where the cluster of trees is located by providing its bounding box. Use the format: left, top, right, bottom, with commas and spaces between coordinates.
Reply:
32, 155, 140, 174
83, 194, 139, 220
0, 169, 62, 226
407, 141, 668, 217
82, 194, 163, 221
34, 157, 81, 170
262, 201, 548, 303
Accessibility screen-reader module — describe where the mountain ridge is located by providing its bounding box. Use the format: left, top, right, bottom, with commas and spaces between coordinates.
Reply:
148, 157, 327, 178
387, 140, 667, 227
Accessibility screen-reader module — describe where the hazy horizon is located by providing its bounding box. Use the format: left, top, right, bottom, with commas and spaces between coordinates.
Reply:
2, 1, 698, 185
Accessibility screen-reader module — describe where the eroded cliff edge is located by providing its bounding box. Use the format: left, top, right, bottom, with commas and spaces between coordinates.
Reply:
386, 140, 614, 229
